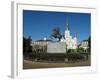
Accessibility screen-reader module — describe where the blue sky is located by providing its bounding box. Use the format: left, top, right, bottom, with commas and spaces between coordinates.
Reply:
23, 10, 91, 44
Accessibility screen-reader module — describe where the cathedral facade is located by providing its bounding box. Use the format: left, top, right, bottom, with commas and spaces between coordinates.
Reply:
60, 20, 77, 50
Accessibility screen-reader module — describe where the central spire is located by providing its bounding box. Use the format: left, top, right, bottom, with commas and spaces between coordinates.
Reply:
66, 17, 69, 30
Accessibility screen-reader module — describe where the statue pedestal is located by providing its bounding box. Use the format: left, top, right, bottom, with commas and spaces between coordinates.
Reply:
47, 42, 66, 53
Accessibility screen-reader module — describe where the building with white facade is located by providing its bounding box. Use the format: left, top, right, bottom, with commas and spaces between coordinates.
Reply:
60, 20, 77, 50
79, 40, 89, 51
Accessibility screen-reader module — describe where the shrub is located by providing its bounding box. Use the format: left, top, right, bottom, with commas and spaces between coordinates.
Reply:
67, 53, 84, 61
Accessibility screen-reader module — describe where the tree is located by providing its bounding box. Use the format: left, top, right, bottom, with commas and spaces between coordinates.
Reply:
23, 37, 27, 52
51, 27, 62, 41
23, 36, 32, 53
77, 47, 84, 53
27, 36, 32, 52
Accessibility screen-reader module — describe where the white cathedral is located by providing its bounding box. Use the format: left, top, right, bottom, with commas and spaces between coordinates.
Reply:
60, 20, 77, 50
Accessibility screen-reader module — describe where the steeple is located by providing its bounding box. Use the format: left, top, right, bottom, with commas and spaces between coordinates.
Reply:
65, 17, 70, 38
66, 17, 69, 30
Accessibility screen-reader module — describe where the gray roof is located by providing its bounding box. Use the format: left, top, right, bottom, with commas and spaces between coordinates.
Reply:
36, 39, 53, 42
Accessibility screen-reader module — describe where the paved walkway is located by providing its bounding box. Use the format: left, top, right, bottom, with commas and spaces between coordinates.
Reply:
23, 58, 90, 69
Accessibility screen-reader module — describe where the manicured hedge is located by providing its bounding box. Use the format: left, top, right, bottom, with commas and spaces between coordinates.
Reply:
32, 53, 66, 61
24, 52, 88, 62
67, 53, 85, 61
